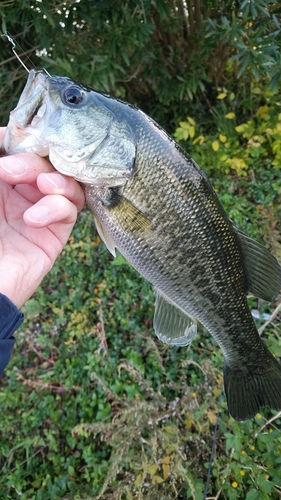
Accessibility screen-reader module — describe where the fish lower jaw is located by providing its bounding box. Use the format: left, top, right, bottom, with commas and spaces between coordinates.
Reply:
2, 123, 48, 156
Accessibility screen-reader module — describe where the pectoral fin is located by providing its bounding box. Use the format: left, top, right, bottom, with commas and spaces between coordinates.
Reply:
237, 229, 281, 302
153, 289, 197, 346
94, 188, 151, 257
107, 188, 152, 235
94, 217, 116, 257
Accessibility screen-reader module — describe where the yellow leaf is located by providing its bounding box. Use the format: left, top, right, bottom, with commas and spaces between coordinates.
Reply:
256, 105, 269, 119
212, 140, 220, 151
52, 306, 62, 315
162, 463, 171, 480
134, 474, 142, 487
212, 387, 221, 398
219, 134, 227, 143
164, 425, 177, 435
183, 130, 190, 141
64, 339, 75, 345
252, 134, 265, 144
187, 116, 196, 126
235, 124, 245, 133
179, 121, 190, 129
208, 411, 217, 424
189, 126, 195, 138
152, 475, 165, 484
185, 417, 194, 429
147, 465, 159, 476
225, 112, 235, 119
252, 87, 262, 94
193, 135, 204, 145
219, 154, 228, 161
229, 92, 235, 101
160, 456, 171, 465
217, 92, 227, 99
226, 157, 247, 174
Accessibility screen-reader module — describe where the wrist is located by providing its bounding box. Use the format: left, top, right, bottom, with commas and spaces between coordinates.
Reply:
0, 260, 48, 308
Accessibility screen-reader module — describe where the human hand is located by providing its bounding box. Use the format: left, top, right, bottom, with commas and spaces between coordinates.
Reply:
0, 127, 85, 308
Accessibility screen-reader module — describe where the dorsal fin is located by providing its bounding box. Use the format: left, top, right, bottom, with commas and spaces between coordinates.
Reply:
237, 229, 281, 302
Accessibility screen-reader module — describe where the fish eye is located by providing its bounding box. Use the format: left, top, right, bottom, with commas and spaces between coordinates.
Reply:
63, 87, 84, 105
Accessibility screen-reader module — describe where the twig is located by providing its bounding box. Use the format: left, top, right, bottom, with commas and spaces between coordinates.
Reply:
2, 445, 49, 474
16, 372, 81, 393
181, 358, 207, 375
258, 302, 281, 336
255, 410, 281, 437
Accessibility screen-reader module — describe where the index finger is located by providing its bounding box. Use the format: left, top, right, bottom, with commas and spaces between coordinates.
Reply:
0, 151, 55, 184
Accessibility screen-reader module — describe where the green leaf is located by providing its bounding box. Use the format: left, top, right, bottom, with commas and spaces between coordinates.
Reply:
237, 54, 251, 77
246, 490, 260, 500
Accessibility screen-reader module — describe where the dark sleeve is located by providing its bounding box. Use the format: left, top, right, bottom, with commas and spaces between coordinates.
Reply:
0, 293, 24, 375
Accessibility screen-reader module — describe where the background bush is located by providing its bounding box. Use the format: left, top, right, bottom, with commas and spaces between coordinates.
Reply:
0, 1, 281, 499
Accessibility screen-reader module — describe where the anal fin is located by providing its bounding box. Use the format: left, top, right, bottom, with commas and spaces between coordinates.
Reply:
153, 288, 197, 346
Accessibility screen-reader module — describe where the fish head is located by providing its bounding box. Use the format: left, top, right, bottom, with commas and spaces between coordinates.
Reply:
3, 70, 136, 186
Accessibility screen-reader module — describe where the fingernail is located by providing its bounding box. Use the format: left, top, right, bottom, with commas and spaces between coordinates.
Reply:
43, 172, 66, 189
25, 205, 49, 223
0, 157, 25, 175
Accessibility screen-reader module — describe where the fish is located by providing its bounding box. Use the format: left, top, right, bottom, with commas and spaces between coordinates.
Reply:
3, 69, 281, 421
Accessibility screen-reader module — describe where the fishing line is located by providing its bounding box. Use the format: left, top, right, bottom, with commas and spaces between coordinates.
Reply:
2, 32, 51, 77
203, 388, 223, 500
2, 32, 30, 72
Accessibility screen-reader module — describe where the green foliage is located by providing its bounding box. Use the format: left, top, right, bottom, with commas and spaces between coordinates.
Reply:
175, 85, 281, 175
204, 2, 281, 88
1, 0, 281, 128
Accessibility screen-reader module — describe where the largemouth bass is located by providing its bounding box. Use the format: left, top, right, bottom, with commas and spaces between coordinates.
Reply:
3, 70, 281, 421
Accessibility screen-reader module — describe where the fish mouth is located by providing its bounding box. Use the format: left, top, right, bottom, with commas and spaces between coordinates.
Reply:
25, 100, 47, 128
3, 70, 52, 156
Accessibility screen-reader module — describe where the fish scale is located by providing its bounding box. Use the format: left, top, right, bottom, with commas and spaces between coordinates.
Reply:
3, 69, 281, 421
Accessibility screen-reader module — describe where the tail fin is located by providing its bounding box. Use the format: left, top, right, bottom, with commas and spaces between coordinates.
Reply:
224, 350, 281, 421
